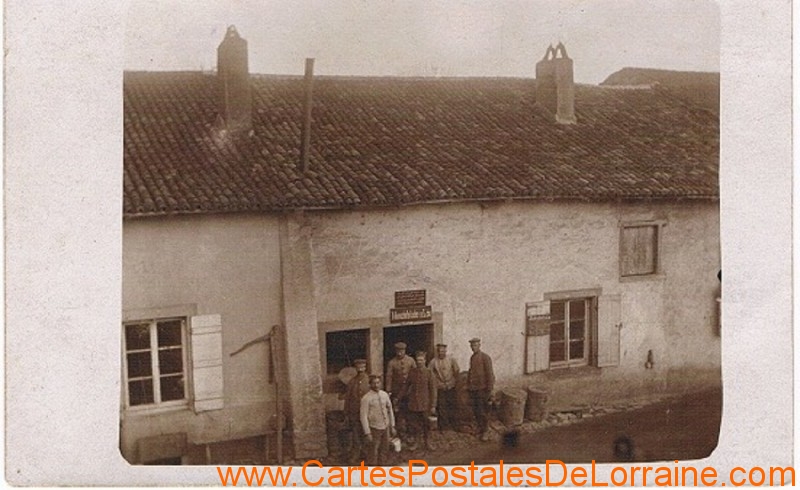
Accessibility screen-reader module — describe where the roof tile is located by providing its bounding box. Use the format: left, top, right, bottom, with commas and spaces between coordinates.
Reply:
123, 72, 719, 217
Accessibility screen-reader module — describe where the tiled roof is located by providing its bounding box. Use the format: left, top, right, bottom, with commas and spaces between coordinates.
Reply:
601, 68, 720, 113
124, 72, 719, 217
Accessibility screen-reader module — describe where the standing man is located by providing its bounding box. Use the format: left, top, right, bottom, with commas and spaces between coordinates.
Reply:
343, 359, 370, 464
402, 351, 437, 451
360, 374, 396, 466
428, 343, 460, 431
385, 342, 415, 436
467, 337, 494, 442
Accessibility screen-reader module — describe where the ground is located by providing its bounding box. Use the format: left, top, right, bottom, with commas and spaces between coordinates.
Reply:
317, 386, 722, 466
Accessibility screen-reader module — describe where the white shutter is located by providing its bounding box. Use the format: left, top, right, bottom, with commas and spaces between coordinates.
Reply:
526, 335, 550, 373
597, 295, 621, 367
190, 314, 224, 412
525, 301, 551, 373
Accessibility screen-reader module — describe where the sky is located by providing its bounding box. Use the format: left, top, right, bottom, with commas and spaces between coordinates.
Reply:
124, 0, 719, 84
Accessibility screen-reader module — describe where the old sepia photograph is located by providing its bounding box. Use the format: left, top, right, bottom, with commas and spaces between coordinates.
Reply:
118, 0, 723, 468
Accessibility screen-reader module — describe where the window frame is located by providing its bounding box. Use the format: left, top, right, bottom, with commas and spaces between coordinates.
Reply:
542, 288, 602, 370
122, 316, 191, 413
619, 220, 666, 280
546, 297, 593, 369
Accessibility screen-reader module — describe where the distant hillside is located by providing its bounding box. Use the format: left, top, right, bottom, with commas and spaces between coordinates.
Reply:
601, 68, 719, 113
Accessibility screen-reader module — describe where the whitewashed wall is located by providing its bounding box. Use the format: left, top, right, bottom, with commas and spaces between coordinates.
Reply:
121, 213, 283, 461
119, 199, 720, 458
309, 200, 721, 406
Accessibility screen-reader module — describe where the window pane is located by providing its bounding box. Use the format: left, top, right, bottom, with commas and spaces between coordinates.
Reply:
326, 328, 369, 375
125, 323, 151, 351
127, 352, 152, 378
569, 300, 585, 320
550, 301, 565, 321
129, 379, 154, 406
569, 321, 585, 341
569, 340, 585, 360
160, 375, 185, 402
549, 322, 565, 341
550, 341, 565, 362
159, 349, 183, 375
157, 320, 183, 347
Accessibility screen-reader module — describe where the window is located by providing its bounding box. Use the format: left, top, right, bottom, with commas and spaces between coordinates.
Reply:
525, 290, 620, 373
326, 328, 369, 375
123, 318, 188, 408
548, 298, 591, 367
620, 222, 661, 277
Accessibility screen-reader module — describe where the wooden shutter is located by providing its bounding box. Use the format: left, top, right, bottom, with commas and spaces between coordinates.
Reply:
597, 295, 621, 367
190, 314, 224, 412
621, 225, 657, 275
525, 301, 551, 373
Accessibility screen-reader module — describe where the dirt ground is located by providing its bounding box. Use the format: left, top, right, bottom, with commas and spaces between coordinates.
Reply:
426, 386, 722, 466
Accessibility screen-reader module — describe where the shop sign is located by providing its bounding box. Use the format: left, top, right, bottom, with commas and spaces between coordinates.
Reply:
394, 289, 427, 308
390, 305, 432, 323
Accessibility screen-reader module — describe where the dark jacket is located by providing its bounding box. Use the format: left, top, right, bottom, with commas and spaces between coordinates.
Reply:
402, 366, 437, 413
467, 350, 495, 391
386, 355, 416, 395
344, 372, 370, 415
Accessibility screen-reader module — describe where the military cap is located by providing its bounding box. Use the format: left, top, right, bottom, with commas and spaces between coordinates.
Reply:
469, 337, 481, 343
414, 351, 427, 358
353, 359, 367, 366
435, 343, 448, 348
394, 342, 407, 349
368, 374, 382, 381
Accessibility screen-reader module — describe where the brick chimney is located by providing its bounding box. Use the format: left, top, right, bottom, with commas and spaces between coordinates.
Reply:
535, 43, 576, 124
217, 26, 252, 133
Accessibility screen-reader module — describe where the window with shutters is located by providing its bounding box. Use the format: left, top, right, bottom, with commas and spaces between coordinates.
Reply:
123, 317, 189, 409
122, 311, 225, 414
620, 221, 663, 278
525, 289, 620, 373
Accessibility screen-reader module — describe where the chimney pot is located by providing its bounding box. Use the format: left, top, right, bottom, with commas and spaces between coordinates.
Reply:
535, 43, 576, 124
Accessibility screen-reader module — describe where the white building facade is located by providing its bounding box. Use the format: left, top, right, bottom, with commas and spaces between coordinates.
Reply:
121, 29, 719, 463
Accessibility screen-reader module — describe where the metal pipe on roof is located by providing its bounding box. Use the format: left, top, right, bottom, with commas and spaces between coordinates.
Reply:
300, 58, 315, 172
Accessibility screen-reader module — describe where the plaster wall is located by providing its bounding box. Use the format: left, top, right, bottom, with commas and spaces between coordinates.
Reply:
309, 200, 721, 407
119, 199, 721, 460
121, 213, 283, 461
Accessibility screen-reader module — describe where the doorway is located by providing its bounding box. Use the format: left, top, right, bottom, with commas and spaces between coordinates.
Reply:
383, 323, 434, 369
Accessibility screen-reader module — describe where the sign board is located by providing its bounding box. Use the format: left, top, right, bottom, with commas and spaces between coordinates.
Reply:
394, 290, 427, 308
526, 301, 551, 336
390, 306, 432, 323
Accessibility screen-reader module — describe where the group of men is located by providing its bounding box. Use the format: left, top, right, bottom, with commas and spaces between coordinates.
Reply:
342, 337, 495, 466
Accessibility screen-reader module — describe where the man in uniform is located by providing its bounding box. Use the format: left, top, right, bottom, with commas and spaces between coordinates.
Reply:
467, 337, 494, 442
343, 358, 370, 464
428, 343, 459, 431
359, 375, 396, 466
402, 351, 437, 451
385, 341, 415, 436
